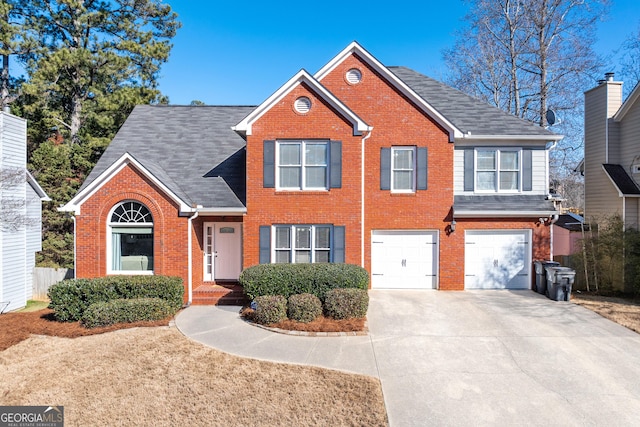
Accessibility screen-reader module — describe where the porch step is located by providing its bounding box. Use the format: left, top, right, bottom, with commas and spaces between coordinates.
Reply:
192, 283, 249, 306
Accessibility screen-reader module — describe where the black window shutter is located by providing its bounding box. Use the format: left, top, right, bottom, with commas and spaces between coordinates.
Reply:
463, 149, 474, 191
330, 141, 342, 188
332, 226, 345, 263
263, 140, 275, 188
417, 147, 428, 190
380, 148, 391, 190
259, 226, 271, 264
522, 149, 533, 191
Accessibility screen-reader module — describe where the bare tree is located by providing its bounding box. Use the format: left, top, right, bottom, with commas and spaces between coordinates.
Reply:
619, 23, 640, 95
444, 0, 607, 169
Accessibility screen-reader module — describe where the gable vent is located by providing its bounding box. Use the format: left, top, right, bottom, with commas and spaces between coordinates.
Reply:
346, 68, 362, 84
294, 96, 311, 113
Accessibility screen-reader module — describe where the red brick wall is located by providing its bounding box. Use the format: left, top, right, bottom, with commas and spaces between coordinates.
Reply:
244, 52, 551, 290
75, 165, 187, 281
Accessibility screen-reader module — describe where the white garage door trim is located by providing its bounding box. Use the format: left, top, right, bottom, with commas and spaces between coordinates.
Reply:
465, 230, 532, 290
371, 230, 438, 289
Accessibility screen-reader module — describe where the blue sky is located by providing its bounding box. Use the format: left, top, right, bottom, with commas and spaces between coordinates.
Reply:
158, 0, 640, 106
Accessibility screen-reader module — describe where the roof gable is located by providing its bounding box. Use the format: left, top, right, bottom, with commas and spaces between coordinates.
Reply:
233, 69, 371, 137
314, 42, 462, 142
60, 152, 193, 214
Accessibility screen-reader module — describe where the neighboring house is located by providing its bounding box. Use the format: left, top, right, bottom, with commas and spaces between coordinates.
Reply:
553, 213, 585, 260
583, 73, 640, 229
0, 111, 50, 312
60, 42, 561, 304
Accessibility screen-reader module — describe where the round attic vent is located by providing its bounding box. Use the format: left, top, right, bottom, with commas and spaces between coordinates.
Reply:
294, 96, 312, 114
346, 68, 362, 84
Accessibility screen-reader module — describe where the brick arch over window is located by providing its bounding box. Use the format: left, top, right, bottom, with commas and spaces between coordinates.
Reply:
98, 193, 167, 275
107, 200, 154, 274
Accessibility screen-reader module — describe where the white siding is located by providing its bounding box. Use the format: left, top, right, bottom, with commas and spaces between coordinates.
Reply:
0, 112, 30, 311
453, 146, 548, 194
25, 184, 43, 300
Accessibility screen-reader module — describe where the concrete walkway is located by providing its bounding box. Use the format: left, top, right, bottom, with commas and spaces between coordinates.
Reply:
175, 290, 640, 426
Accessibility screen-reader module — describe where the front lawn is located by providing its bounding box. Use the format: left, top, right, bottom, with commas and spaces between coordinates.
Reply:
0, 309, 387, 426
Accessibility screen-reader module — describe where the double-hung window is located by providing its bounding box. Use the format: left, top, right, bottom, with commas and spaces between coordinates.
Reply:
391, 147, 416, 192
277, 141, 328, 190
476, 149, 520, 192
274, 225, 331, 263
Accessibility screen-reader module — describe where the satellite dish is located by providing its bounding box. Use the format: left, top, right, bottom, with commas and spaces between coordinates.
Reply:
546, 109, 558, 126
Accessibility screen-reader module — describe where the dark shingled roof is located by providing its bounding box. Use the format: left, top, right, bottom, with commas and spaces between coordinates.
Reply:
602, 164, 640, 196
454, 195, 557, 214
555, 213, 585, 232
389, 66, 556, 138
81, 105, 254, 208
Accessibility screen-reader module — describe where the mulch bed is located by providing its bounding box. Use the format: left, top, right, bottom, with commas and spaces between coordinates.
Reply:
0, 309, 171, 351
240, 307, 366, 332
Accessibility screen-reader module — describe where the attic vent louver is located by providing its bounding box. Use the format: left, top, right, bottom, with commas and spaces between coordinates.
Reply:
346, 68, 362, 84
294, 96, 311, 113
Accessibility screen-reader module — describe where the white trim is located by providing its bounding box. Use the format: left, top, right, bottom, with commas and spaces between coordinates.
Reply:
26, 171, 51, 201
474, 148, 522, 193
276, 140, 329, 191
233, 69, 371, 137
459, 134, 563, 142
59, 153, 192, 215
455, 210, 558, 218
601, 165, 640, 198
106, 202, 155, 276
390, 146, 417, 193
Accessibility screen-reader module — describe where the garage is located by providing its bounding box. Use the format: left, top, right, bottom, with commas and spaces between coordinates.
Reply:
371, 230, 438, 289
464, 230, 531, 289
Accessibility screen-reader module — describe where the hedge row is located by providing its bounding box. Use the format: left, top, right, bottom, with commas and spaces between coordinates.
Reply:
48, 276, 184, 322
252, 289, 368, 325
240, 263, 369, 301
81, 298, 174, 328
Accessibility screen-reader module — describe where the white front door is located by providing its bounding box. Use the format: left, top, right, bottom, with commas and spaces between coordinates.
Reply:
203, 223, 242, 281
371, 230, 438, 289
464, 230, 531, 289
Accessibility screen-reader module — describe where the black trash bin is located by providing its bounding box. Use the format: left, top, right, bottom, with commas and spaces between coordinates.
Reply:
533, 261, 560, 295
545, 266, 576, 301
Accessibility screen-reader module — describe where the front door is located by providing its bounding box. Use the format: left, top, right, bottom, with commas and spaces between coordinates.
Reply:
203, 223, 242, 281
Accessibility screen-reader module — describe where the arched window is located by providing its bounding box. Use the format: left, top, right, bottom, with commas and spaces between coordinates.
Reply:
108, 201, 154, 273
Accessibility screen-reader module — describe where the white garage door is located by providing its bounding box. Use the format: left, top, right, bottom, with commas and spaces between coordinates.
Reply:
465, 230, 531, 289
371, 230, 438, 289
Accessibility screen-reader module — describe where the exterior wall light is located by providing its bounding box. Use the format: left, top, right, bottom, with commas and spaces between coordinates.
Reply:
450, 219, 456, 233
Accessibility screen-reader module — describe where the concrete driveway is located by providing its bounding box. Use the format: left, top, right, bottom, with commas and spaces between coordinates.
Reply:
176, 290, 640, 426
369, 290, 640, 426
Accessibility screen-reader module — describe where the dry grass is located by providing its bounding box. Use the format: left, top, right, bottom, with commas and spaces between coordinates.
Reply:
572, 293, 640, 334
0, 326, 387, 426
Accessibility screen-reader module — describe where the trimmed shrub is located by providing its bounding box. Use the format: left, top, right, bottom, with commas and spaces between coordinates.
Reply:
240, 263, 369, 302
288, 293, 322, 323
253, 295, 287, 325
48, 276, 184, 321
81, 298, 174, 328
324, 288, 369, 320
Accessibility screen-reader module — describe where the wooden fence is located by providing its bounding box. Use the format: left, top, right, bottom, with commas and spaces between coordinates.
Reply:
32, 267, 74, 300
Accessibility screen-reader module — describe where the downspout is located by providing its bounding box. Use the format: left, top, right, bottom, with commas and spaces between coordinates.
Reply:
549, 214, 559, 260
187, 210, 199, 305
361, 129, 373, 267
71, 215, 77, 278
547, 139, 559, 260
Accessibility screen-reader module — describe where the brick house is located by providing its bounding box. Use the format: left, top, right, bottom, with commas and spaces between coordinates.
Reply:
60, 42, 561, 304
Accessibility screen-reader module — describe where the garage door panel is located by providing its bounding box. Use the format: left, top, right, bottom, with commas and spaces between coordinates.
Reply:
465, 230, 531, 290
372, 231, 438, 289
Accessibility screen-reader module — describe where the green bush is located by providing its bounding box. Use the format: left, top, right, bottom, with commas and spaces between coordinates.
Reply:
288, 293, 322, 323
81, 298, 174, 328
48, 276, 184, 321
253, 295, 287, 325
240, 263, 369, 301
324, 288, 369, 320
